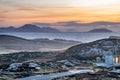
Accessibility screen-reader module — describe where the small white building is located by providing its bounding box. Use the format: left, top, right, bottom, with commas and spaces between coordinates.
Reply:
105, 55, 120, 65
95, 55, 120, 68
105, 55, 114, 65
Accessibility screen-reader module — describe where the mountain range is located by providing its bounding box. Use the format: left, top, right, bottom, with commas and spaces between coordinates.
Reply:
0, 24, 61, 33
0, 24, 114, 33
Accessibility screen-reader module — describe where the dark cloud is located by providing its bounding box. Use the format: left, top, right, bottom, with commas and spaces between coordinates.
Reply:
88, 21, 120, 26
32, 21, 120, 28
32, 22, 52, 27
55, 21, 83, 27
58, 21, 120, 32
32, 21, 120, 32
55, 21, 120, 27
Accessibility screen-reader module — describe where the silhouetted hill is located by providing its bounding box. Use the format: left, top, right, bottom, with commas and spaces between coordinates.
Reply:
87, 28, 113, 33
0, 24, 61, 33
0, 35, 81, 53
0, 35, 31, 43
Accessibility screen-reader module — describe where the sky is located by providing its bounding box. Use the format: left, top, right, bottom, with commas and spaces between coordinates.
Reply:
0, 0, 120, 31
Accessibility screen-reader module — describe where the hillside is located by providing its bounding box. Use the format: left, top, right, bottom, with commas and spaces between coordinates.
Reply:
0, 51, 61, 64
57, 37, 120, 60
0, 35, 81, 53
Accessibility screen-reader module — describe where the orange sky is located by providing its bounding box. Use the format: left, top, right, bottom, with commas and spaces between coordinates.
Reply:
0, 0, 120, 27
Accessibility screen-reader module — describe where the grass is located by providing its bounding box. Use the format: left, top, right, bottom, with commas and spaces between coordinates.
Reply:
0, 74, 14, 80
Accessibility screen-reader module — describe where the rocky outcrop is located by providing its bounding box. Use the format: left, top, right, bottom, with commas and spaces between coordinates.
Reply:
57, 38, 120, 60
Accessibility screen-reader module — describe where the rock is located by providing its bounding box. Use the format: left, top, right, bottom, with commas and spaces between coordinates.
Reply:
57, 38, 120, 60
29, 63, 38, 68
7, 63, 22, 71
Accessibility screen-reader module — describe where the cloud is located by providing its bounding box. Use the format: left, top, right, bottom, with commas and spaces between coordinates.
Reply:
33, 21, 120, 27
0, 11, 8, 20
55, 21, 83, 27
32, 22, 52, 27
55, 21, 120, 27
0, 16, 5, 19
88, 21, 120, 26
0, 20, 4, 22
15, 5, 37, 11
17, 8, 35, 11
0, 14, 6, 19
31, 21, 120, 32
0, 11, 9, 14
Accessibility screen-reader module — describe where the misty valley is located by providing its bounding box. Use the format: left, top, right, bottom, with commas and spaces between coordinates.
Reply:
0, 32, 120, 80
0, 0, 120, 80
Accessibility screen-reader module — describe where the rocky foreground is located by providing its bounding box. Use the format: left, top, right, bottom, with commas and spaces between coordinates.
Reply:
0, 36, 120, 80
57, 37, 120, 60
54, 71, 119, 80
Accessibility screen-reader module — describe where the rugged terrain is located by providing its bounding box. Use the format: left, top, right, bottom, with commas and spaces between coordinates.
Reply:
0, 51, 62, 65
57, 37, 120, 60
0, 37, 120, 80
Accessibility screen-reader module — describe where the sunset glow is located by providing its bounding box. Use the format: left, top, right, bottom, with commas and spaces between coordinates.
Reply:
0, 0, 120, 28
70, 0, 118, 6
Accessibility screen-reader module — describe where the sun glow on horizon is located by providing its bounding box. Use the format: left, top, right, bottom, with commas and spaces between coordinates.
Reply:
0, 0, 120, 28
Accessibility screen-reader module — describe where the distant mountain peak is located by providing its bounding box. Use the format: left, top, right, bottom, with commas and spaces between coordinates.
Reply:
87, 28, 113, 33
20, 24, 40, 29
23, 24, 35, 26
0, 24, 61, 33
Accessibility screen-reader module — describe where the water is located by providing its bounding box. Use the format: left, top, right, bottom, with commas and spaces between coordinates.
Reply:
0, 32, 120, 43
